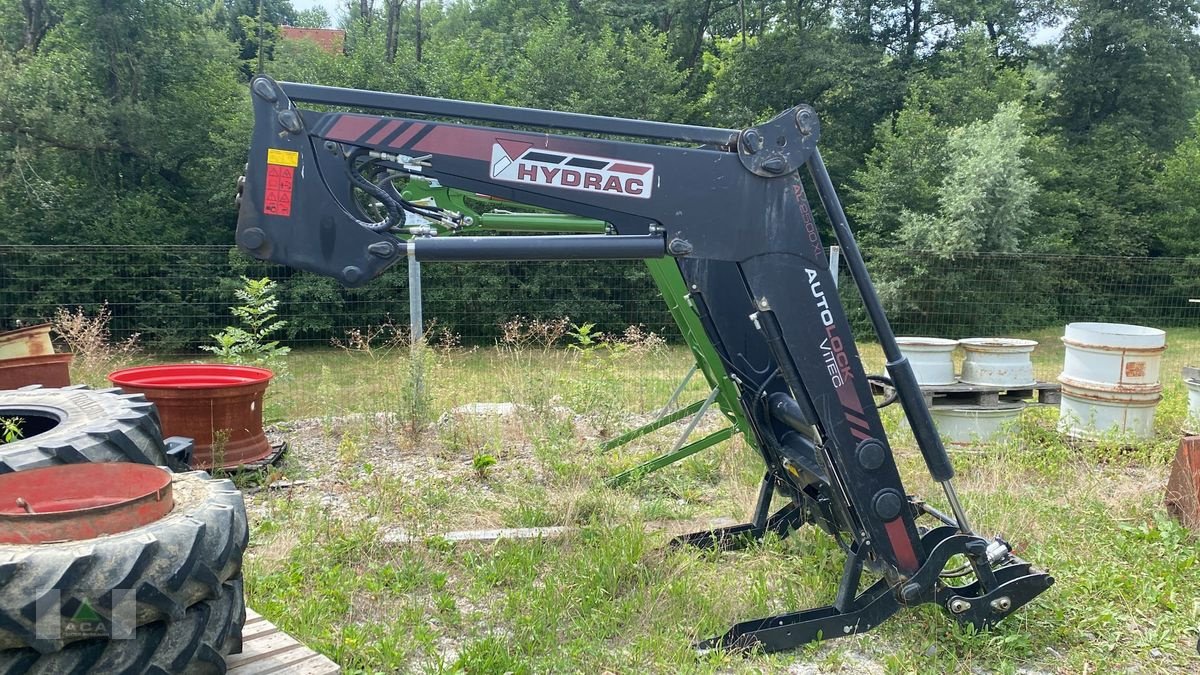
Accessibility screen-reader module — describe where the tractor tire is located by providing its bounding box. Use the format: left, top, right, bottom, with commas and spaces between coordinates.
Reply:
0, 471, 248, 653
0, 578, 245, 675
0, 384, 178, 473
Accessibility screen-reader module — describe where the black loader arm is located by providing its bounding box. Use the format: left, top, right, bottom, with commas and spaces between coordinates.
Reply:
235, 76, 1051, 653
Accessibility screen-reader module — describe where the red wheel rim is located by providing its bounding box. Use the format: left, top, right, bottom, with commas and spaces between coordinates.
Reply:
0, 463, 175, 544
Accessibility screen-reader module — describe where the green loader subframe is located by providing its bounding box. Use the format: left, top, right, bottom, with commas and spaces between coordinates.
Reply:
397, 178, 751, 485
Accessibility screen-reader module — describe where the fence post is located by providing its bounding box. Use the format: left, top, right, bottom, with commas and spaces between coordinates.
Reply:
407, 253, 425, 402
408, 255, 424, 345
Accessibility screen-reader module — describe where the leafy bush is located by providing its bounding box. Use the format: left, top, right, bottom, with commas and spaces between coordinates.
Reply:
202, 276, 291, 369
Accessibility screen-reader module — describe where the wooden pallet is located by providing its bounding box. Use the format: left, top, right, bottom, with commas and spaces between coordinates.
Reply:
227, 609, 339, 675
870, 380, 1061, 408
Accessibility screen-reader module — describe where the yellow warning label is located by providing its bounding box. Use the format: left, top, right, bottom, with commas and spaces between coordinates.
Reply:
267, 149, 299, 167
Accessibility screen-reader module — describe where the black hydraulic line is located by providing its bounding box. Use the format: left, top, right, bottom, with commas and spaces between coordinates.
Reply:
805, 149, 970, 532
280, 82, 741, 147
410, 234, 666, 262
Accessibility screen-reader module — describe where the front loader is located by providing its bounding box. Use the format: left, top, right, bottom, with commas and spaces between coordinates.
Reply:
234, 76, 1053, 653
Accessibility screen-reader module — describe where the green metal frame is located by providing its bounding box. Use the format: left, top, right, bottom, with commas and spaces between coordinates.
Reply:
399, 178, 754, 483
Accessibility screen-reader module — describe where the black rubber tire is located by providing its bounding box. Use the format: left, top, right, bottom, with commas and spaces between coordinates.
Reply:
0, 471, 249, 653
0, 384, 176, 473
0, 578, 245, 675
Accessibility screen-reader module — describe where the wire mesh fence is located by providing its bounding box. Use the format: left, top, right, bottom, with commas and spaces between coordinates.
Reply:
2, 245, 1198, 388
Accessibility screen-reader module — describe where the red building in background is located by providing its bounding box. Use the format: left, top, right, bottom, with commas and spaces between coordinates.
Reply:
279, 26, 345, 54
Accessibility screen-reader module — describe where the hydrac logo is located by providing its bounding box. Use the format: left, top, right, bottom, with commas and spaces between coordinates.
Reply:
490, 139, 654, 198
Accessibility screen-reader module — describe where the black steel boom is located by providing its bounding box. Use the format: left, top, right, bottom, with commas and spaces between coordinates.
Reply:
235, 76, 1051, 654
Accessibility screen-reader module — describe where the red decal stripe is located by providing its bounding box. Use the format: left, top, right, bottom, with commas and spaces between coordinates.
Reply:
608, 162, 652, 175
388, 122, 426, 149
836, 382, 865, 414
849, 426, 871, 441
884, 518, 919, 573
845, 411, 870, 431
496, 138, 534, 161
366, 120, 402, 145
326, 115, 378, 143
412, 126, 496, 161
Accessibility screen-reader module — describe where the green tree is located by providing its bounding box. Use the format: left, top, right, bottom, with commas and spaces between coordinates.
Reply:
509, 12, 684, 120
1156, 113, 1200, 255
1056, 0, 1200, 152
704, 24, 903, 179
897, 102, 1037, 255
848, 30, 1030, 242
295, 6, 332, 28
0, 0, 247, 246
217, 0, 297, 64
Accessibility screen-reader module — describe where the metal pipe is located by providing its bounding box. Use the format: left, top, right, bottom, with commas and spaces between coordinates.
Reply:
477, 212, 608, 234
668, 385, 720, 456
411, 234, 666, 262
941, 482, 973, 536
657, 365, 698, 419
407, 253, 424, 344
280, 81, 740, 146
806, 149, 972, 534
407, 249, 425, 407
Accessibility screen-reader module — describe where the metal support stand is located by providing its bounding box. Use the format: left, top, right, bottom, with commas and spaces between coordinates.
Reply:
408, 252, 425, 401
669, 385, 720, 455
606, 384, 734, 487
408, 254, 424, 343
689, 525, 1053, 654
599, 398, 707, 452
670, 475, 807, 551
657, 365, 698, 418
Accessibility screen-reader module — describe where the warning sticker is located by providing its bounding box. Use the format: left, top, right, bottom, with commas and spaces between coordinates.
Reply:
263, 164, 294, 217
267, 148, 299, 167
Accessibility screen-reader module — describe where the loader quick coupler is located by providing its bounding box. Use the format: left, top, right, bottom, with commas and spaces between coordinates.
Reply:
235, 76, 1054, 654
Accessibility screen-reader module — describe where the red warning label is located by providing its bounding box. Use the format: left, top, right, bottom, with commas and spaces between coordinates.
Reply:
264, 164, 294, 217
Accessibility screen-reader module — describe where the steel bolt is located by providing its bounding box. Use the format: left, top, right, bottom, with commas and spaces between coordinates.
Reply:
856, 440, 885, 470
872, 489, 903, 520
990, 596, 1012, 612
277, 109, 303, 134
760, 157, 788, 174
251, 78, 278, 103
239, 227, 266, 250
795, 107, 815, 135
367, 241, 396, 258
667, 238, 693, 256
948, 598, 971, 614
741, 129, 763, 154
